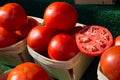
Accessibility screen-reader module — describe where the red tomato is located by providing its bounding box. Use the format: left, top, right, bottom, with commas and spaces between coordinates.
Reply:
15, 17, 40, 39
100, 46, 120, 80
48, 34, 79, 61
114, 35, 120, 46
0, 3, 27, 31
66, 26, 83, 38
43, 2, 78, 31
0, 27, 19, 48
27, 25, 56, 53
75, 25, 113, 56
7, 62, 51, 80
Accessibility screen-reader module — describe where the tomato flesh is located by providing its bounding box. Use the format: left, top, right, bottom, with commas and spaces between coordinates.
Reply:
75, 25, 113, 56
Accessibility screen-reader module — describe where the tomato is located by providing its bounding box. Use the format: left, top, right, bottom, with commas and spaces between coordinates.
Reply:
0, 3, 27, 31
114, 35, 120, 46
7, 62, 51, 80
15, 17, 40, 39
0, 27, 19, 48
43, 2, 78, 31
66, 26, 83, 38
27, 25, 56, 53
100, 46, 120, 80
75, 25, 113, 56
48, 34, 79, 61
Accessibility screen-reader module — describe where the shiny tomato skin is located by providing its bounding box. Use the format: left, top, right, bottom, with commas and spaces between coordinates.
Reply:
0, 3, 27, 31
15, 17, 40, 39
100, 46, 120, 80
43, 2, 78, 31
7, 62, 51, 80
75, 25, 113, 56
27, 25, 56, 53
0, 27, 19, 48
114, 35, 120, 46
66, 26, 83, 38
48, 34, 79, 61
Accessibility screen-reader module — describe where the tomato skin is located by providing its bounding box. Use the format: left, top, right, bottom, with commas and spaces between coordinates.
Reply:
44, 2, 78, 31
100, 46, 120, 80
114, 35, 120, 46
75, 25, 113, 56
7, 62, 51, 80
48, 34, 79, 61
0, 3, 27, 31
0, 27, 19, 48
27, 25, 56, 53
15, 17, 40, 39
66, 26, 83, 38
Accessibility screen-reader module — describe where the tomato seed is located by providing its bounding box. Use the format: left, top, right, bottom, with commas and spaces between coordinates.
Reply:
79, 37, 91, 43
96, 40, 106, 48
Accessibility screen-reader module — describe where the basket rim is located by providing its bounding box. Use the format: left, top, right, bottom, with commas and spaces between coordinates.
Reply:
97, 63, 109, 80
27, 45, 81, 69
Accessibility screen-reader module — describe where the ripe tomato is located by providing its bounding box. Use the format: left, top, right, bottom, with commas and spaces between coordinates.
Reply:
7, 62, 51, 80
0, 3, 27, 31
15, 17, 40, 39
48, 34, 79, 61
75, 25, 113, 56
27, 25, 56, 53
100, 46, 120, 80
66, 26, 83, 38
0, 27, 19, 48
43, 2, 78, 31
114, 35, 120, 46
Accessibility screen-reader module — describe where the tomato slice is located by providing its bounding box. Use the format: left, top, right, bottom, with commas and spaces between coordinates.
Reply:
75, 25, 113, 56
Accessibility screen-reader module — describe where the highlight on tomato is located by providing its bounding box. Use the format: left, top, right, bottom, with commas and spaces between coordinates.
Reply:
7, 62, 51, 80
75, 25, 113, 56
43, 1, 78, 31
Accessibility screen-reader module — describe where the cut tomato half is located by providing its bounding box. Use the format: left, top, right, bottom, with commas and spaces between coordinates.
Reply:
75, 25, 113, 56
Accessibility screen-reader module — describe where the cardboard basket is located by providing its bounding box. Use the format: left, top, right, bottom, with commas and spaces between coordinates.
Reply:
27, 45, 94, 80
97, 63, 109, 80
0, 39, 33, 67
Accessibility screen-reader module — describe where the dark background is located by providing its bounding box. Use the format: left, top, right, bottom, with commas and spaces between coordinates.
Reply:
0, 0, 120, 80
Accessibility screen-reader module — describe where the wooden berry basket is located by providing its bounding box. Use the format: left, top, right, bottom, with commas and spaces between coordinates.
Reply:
0, 38, 33, 67
27, 16, 94, 80
97, 63, 109, 80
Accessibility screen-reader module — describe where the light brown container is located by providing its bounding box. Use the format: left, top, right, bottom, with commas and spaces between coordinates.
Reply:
97, 63, 109, 80
0, 39, 33, 66
27, 45, 94, 80
27, 16, 94, 80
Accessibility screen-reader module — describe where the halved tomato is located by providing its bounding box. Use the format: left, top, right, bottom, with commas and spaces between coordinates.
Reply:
75, 25, 113, 56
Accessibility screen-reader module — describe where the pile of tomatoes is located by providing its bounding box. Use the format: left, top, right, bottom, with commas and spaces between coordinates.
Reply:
27, 2, 114, 61
0, 3, 40, 48
1, 1, 120, 80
